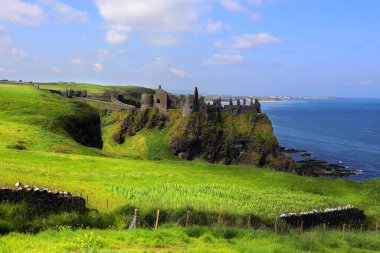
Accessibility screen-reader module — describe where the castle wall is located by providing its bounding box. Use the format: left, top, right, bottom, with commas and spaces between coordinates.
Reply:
182, 95, 194, 117
142, 86, 262, 117
199, 97, 208, 115
141, 94, 153, 110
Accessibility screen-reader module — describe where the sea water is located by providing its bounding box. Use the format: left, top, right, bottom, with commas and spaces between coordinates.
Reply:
261, 99, 380, 181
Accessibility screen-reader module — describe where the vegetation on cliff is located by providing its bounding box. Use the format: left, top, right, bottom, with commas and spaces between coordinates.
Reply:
100, 107, 297, 171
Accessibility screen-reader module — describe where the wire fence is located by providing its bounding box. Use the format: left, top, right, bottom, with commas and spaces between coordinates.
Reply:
123, 208, 380, 234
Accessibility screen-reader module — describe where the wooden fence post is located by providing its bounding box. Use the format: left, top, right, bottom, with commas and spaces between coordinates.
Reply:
218, 212, 221, 225
342, 223, 346, 233
107, 198, 109, 208
155, 209, 160, 230
323, 223, 326, 231
185, 211, 190, 227
247, 215, 251, 229
360, 224, 363, 233
86, 194, 89, 204
134, 209, 138, 229
300, 220, 304, 234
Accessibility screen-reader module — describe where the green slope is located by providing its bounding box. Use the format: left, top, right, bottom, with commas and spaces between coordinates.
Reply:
0, 84, 379, 251
0, 84, 101, 155
38, 82, 155, 106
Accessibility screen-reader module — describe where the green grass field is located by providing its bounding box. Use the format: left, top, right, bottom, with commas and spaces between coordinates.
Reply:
1, 227, 379, 253
0, 84, 379, 252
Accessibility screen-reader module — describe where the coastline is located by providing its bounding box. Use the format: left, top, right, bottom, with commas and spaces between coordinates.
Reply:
280, 147, 360, 178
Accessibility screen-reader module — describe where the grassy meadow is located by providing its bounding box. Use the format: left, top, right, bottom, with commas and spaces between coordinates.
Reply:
0, 84, 379, 252
1, 227, 379, 253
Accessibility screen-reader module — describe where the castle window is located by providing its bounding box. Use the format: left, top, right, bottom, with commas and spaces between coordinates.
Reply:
190, 106, 193, 109
157, 99, 160, 104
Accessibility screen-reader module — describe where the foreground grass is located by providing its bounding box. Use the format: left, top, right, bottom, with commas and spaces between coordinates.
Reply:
0, 148, 379, 224
0, 226, 379, 253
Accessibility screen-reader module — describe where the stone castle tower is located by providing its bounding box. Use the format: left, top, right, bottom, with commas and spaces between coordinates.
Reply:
182, 86, 207, 116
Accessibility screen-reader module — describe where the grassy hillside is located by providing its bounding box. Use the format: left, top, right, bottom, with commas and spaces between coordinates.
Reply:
0, 84, 379, 252
38, 82, 155, 106
0, 84, 101, 155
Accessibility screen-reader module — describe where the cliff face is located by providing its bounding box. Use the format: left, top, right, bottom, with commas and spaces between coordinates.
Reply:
106, 108, 297, 170
168, 112, 297, 170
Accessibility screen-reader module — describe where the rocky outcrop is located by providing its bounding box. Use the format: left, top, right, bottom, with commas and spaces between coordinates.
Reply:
280, 205, 365, 228
169, 112, 298, 170
280, 147, 358, 177
112, 108, 167, 144
0, 182, 86, 213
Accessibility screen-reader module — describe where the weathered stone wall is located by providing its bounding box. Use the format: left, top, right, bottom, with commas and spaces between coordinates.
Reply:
0, 183, 86, 213
111, 97, 135, 109
81, 98, 135, 111
280, 205, 365, 228
141, 94, 153, 110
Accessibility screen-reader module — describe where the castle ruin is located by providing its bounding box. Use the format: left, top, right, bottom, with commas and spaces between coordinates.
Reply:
141, 86, 261, 117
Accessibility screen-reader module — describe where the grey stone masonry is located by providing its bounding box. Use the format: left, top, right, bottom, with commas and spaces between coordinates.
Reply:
0, 182, 87, 213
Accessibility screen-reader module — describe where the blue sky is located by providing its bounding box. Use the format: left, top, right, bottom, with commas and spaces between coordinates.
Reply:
0, 0, 379, 97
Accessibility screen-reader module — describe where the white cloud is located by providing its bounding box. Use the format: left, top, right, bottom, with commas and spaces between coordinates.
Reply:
106, 30, 128, 44
213, 40, 225, 48
0, 36, 11, 49
219, 0, 261, 20
220, 0, 246, 12
152, 57, 169, 66
232, 33, 281, 48
203, 20, 224, 34
95, 0, 209, 45
39, 0, 88, 23
95, 1, 270, 45
169, 68, 190, 78
0, 35, 29, 60
202, 53, 244, 66
143, 35, 179, 47
10, 48, 29, 60
357, 80, 373, 86
70, 57, 84, 66
0, 24, 6, 31
216, 33, 281, 49
93, 63, 103, 71
0, 0, 45, 25
247, 0, 264, 7
50, 66, 62, 73
95, 0, 205, 32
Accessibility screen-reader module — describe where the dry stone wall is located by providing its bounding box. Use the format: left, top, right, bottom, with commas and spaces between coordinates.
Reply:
280, 205, 365, 228
0, 183, 86, 213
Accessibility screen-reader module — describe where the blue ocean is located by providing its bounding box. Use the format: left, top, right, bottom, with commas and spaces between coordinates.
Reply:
261, 99, 380, 181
